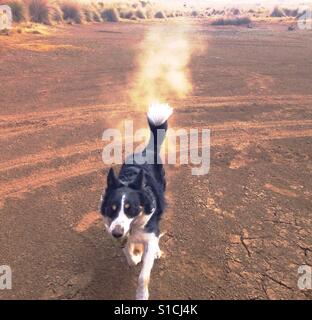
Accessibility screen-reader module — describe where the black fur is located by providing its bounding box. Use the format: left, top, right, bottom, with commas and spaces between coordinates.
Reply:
100, 119, 168, 237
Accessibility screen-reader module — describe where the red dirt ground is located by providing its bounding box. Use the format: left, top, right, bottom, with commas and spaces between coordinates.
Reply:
0, 21, 312, 300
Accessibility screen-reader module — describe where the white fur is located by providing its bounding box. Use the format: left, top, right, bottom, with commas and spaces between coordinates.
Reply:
109, 195, 134, 236
134, 233, 161, 300
147, 103, 173, 126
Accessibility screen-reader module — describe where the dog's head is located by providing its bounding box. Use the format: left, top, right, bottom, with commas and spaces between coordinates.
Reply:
100, 168, 154, 239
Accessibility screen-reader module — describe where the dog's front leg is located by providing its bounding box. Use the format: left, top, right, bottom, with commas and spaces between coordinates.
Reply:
136, 236, 158, 300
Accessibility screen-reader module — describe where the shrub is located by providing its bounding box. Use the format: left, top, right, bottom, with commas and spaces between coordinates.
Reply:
154, 11, 166, 19
230, 8, 241, 15
28, 0, 51, 25
212, 16, 251, 26
61, 1, 83, 24
4, 0, 27, 22
135, 9, 146, 19
271, 6, 286, 17
101, 8, 120, 22
283, 8, 298, 17
119, 9, 133, 20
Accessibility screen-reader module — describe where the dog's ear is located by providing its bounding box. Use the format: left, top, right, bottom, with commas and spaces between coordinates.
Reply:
129, 169, 144, 190
107, 168, 120, 189
139, 192, 156, 215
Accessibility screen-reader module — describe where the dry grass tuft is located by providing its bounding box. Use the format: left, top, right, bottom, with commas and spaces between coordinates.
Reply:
135, 9, 146, 19
212, 16, 251, 26
230, 8, 241, 16
154, 11, 166, 19
101, 8, 120, 22
28, 0, 52, 25
283, 8, 298, 17
2, 0, 28, 22
60, 1, 83, 24
270, 6, 286, 18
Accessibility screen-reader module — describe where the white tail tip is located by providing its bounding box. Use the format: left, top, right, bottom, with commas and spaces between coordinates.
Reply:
147, 103, 173, 126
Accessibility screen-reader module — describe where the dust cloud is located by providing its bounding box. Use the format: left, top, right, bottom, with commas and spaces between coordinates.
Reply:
130, 24, 205, 111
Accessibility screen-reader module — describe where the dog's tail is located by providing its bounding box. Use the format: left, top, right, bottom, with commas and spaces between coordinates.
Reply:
147, 103, 173, 156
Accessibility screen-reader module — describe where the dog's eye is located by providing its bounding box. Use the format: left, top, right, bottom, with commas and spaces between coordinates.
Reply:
124, 203, 130, 209
112, 205, 117, 211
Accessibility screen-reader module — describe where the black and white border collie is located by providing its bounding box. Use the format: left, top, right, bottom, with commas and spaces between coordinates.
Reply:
100, 103, 173, 300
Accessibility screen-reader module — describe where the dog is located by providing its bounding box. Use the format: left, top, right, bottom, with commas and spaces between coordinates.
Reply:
100, 103, 173, 300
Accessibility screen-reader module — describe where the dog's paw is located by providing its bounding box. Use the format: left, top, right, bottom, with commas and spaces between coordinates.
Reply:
155, 247, 164, 260
131, 254, 142, 266
155, 234, 165, 259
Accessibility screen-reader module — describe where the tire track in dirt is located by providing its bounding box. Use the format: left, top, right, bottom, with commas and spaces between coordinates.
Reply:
0, 120, 312, 172
1, 97, 312, 207
1, 120, 312, 178
0, 157, 102, 208
173, 127, 312, 152
201, 119, 312, 132
2, 115, 312, 142
0, 139, 103, 173
0, 103, 126, 122
264, 184, 299, 198
1, 95, 312, 140
246, 73, 275, 94
213, 127, 312, 146
177, 94, 312, 108
0, 104, 130, 140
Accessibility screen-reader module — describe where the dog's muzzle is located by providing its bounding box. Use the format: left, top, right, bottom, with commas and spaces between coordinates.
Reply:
112, 225, 124, 239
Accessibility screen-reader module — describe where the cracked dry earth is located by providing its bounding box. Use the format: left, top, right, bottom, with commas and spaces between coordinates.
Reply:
0, 21, 312, 300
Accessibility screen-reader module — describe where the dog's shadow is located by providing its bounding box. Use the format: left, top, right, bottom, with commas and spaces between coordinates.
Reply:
80, 232, 139, 300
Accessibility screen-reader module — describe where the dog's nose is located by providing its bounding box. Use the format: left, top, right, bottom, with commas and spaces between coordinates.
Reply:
112, 226, 124, 238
